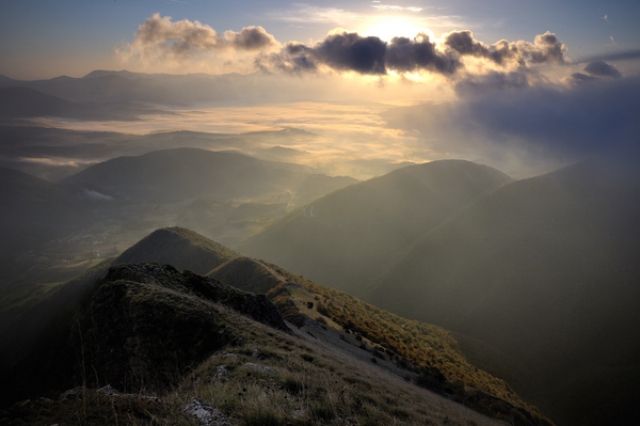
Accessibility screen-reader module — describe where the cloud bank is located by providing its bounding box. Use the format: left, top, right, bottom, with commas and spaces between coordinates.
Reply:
257, 29, 567, 78
382, 73, 640, 176
121, 14, 573, 84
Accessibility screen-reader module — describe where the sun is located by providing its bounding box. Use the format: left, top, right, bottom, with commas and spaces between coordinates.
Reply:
362, 16, 431, 41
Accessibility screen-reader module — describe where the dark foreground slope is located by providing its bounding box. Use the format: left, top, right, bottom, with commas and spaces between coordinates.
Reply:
0, 227, 237, 370
239, 160, 512, 297
1, 263, 507, 426
2, 263, 289, 403
371, 160, 640, 426
2, 227, 551, 426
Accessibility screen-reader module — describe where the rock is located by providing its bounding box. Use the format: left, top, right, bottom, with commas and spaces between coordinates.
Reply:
211, 365, 228, 380
244, 363, 275, 374
59, 387, 83, 401
97, 385, 119, 396
237, 294, 291, 333
183, 398, 231, 426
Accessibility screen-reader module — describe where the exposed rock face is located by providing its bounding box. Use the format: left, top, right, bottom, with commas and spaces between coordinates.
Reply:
236, 293, 290, 332
183, 398, 231, 426
77, 263, 289, 392
102, 263, 290, 333
3, 263, 291, 402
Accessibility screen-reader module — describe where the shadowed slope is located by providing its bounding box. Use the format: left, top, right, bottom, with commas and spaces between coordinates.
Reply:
1, 262, 289, 406
239, 160, 512, 297
371, 160, 640, 426
0, 167, 95, 284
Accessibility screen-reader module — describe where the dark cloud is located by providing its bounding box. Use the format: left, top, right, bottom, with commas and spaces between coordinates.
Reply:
529, 32, 565, 64
260, 30, 566, 77
257, 43, 318, 74
386, 34, 460, 74
132, 14, 277, 58
444, 30, 493, 59
259, 32, 388, 75
570, 72, 598, 82
444, 30, 567, 67
583, 60, 622, 78
315, 32, 387, 74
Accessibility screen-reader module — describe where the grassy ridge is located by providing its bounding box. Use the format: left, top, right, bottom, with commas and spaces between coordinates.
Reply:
2, 308, 507, 426
210, 256, 553, 425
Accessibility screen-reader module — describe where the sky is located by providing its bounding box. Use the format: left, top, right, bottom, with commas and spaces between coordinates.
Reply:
2, 0, 639, 79
1, 0, 639, 177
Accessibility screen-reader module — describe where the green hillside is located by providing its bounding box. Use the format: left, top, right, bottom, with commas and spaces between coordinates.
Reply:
239, 160, 512, 297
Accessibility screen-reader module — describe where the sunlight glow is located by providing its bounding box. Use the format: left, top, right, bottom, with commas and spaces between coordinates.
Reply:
362, 16, 431, 41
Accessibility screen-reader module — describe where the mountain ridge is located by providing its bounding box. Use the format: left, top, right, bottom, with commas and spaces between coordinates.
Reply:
1, 226, 553, 426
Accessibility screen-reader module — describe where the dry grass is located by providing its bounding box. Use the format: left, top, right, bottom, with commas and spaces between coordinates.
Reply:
180, 310, 507, 426
2, 307, 506, 426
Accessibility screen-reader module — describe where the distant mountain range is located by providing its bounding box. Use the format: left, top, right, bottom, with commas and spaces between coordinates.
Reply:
0, 70, 299, 106
0, 146, 358, 290
0, 86, 167, 121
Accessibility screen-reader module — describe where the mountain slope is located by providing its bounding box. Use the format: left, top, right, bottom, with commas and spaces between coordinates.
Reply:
114, 227, 240, 275
208, 256, 552, 425
102, 227, 553, 423
2, 227, 552, 425
63, 148, 307, 203
2, 263, 289, 404
239, 160, 512, 297
370, 160, 640, 426
291, 173, 359, 207
1, 263, 509, 426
